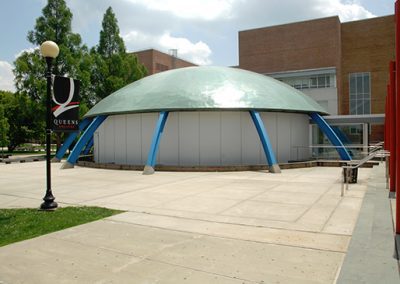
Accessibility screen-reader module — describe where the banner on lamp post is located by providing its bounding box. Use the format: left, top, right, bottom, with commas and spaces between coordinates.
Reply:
52, 76, 80, 132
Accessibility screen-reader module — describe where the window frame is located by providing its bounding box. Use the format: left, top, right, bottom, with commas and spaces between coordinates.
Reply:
349, 72, 371, 115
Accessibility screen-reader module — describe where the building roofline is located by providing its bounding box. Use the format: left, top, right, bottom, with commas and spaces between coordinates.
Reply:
341, 14, 394, 25
239, 16, 340, 33
239, 14, 394, 34
130, 48, 196, 66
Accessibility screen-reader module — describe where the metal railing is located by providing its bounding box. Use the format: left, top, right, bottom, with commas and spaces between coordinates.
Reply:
293, 143, 385, 161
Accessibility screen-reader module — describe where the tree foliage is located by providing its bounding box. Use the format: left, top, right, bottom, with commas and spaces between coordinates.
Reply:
7, 1, 148, 151
98, 7, 126, 58
0, 104, 10, 149
14, 49, 46, 102
91, 7, 147, 100
27, 0, 82, 75
14, 0, 94, 106
0, 91, 43, 152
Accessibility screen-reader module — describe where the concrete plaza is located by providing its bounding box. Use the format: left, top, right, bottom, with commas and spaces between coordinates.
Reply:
0, 161, 397, 283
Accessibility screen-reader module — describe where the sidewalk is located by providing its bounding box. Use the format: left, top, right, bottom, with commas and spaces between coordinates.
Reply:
0, 153, 45, 164
0, 161, 395, 283
337, 163, 399, 283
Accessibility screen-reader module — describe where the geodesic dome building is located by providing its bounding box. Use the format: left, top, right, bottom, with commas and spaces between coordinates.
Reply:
57, 66, 351, 174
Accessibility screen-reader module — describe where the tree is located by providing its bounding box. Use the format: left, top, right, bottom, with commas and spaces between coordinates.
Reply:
91, 7, 147, 100
14, 0, 93, 107
98, 7, 126, 58
0, 104, 9, 157
0, 91, 43, 152
13, 0, 95, 150
27, 0, 82, 77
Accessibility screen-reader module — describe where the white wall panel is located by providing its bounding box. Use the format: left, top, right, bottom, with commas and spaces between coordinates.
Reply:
94, 122, 105, 163
94, 111, 311, 166
221, 112, 242, 165
141, 113, 158, 164
114, 115, 127, 164
103, 117, 115, 163
126, 114, 142, 165
290, 114, 309, 161
199, 112, 221, 165
159, 112, 179, 165
260, 112, 277, 164
241, 112, 261, 165
276, 113, 291, 163
179, 112, 200, 166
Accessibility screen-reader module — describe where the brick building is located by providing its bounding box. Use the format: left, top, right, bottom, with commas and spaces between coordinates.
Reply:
132, 49, 196, 75
239, 15, 395, 142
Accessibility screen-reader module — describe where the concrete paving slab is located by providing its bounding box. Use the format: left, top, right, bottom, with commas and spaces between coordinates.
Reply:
252, 190, 323, 205
91, 191, 194, 208
109, 212, 350, 252
296, 192, 342, 231
269, 182, 333, 194
159, 195, 242, 214
0, 231, 250, 284
148, 228, 344, 283
0, 218, 344, 283
221, 200, 309, 221
0, 161, 389, 283
322, 197, 364, 235
192, 186, 270, 200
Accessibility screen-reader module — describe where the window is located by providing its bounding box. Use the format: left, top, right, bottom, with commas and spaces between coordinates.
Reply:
349, 72, 370, 115
279, 74, 335, 90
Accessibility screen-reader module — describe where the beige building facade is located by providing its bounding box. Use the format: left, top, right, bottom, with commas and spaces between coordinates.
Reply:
132, 49, 196, 75
239, 15, 395, 142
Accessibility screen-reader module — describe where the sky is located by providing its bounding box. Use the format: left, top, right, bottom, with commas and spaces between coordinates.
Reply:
0, 0, 395, 92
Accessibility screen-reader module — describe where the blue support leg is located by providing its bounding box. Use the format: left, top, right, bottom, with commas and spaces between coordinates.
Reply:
61, 115, 108, 169
249, 110, 281, 173
309, 113, 352, 161
143, 111, 169, 175
52, 118, 92, 162
83, 137, 94, 155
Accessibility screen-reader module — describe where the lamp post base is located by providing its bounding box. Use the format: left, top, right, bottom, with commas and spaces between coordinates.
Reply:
40, 193, 58, 210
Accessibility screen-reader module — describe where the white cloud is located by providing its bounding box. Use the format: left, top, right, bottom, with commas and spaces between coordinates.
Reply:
0, 61, 15, 92
228, 0, 376, 31
159, 33, 212, 65
124, 0, 239, 21
313, 0, 375, 21
124, 31, 212, 65
66, 0, 378, 67
14, 47, 37, 59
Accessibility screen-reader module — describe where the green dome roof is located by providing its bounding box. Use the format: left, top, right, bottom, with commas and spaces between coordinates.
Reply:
85, 66, 327, 118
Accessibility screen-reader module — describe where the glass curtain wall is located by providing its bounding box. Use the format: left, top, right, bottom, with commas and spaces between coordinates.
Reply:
311, 123, 365, 159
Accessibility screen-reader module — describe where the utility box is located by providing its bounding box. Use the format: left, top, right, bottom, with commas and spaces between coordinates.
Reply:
343, 168, 358, 184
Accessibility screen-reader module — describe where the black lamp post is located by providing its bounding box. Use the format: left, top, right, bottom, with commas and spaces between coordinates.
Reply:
40, 40, 59, 210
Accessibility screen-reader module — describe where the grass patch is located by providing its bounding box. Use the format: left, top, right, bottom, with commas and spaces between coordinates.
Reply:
6, 151, 46, 155
0, 207, 123, 247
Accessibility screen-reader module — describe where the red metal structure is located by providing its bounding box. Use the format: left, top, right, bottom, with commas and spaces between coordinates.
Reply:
389, 61, 396, 193
395, 0, 400, 234
385, 85, 390, 151
385, 87, 388, 150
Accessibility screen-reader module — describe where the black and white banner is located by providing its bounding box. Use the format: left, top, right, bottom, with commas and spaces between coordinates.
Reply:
52, 76, 80, 132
